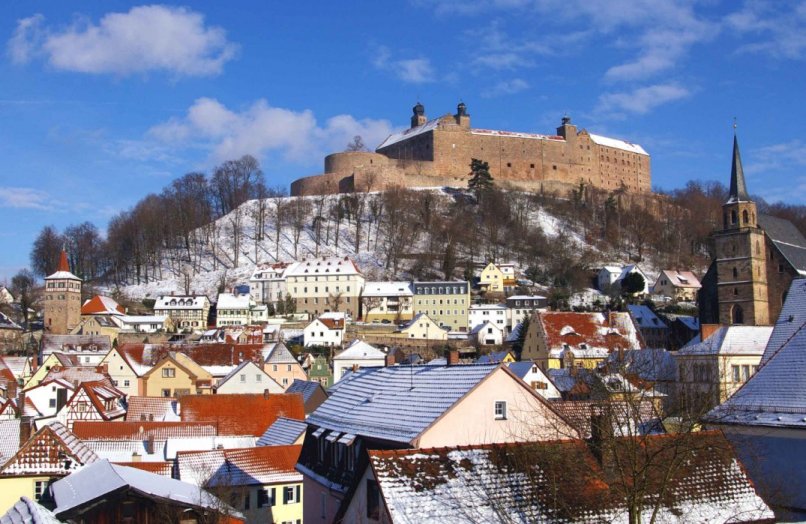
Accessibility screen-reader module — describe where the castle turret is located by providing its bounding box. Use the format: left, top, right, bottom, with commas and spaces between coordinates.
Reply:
556, 115, 577, 139
43, 249, 82, 334
455, 101, 470, 128
411, 102, 427, 128
713, 130, 768, 325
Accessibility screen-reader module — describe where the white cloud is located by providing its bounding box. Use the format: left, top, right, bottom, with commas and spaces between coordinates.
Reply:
372, 46, 435, 83
726, 1, 806, 60
0, 187, 51, 210
597, 83, 690, 115
147, 98, 397, 164
481, 78, 530, 98
745, 139, 806, 176
7, 5, 237, 76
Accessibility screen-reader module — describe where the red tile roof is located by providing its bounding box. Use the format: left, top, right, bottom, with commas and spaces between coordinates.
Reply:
72, 421, 217, 440
177, 445, 302, 486
125, 397, 178, 422
57, 249, 70, 272
537, 311, 640, 352
66, 381, 126, 421
117, 343, 266, 368
1, 422, 97, 476
81, 295, 125, 315
114, 461, 173, 477
180, 394, 305, 437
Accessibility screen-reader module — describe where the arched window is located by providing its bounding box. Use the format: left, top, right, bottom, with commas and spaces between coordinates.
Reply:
731, 304, 744, 325
743, 209, 749, 224
731, 210, 737, 224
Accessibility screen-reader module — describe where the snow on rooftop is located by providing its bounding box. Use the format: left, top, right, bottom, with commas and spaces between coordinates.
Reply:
377, 118, 440, 149
333, 339, 386, 361
362, 281, 413, 297
678, 326, 772, 356
257, 416, 308, 446
589, 133, 648, 155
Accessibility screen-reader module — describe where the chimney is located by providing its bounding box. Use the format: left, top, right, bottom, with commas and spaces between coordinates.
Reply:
700, 324, 720, 341
145, 435, 155, 455
19, 415, 33, 447
446, 350, 459, 366
131, 452, 142, 463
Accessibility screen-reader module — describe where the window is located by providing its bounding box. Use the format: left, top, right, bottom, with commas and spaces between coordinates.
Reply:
34, 480, 47, 501
49, 398, 56, 408
494, 400, 507, 420
287, 364, 292, 371
162, 389, 171, 397
273, 364, 278, 372
742, 365, 751, 382
258, 487, 275, 507
283, 485, 301, 504
256, 374, 262, 382
240, 374, 246, 383
366, 480, 380, 520
732, 365, 741, 383
162, 367, 175, 378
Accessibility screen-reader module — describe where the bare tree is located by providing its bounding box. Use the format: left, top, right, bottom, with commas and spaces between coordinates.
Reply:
288, 198, 312, 259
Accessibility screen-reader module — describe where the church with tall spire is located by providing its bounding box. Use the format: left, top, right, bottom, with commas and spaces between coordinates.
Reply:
700, 130, 806, 326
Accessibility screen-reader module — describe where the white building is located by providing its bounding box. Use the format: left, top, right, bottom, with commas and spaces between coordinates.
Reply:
470, 321, 505, 346
468, 304, 508, 332
597, 265, 623, 291
506, 361, 562, 400
332, 340, 386, 382
285, 256, 365, 319
215, 293, 254, 327
249, 263, 291, 306
117, 315, 171, 333
215, 360, 283, 394
303, 312, 346, 348
361, 281, 414, 323
506, 295, 547, 331
154, 295, 210, 331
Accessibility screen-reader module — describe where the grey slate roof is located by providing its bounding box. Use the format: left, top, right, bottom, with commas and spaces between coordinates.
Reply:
707, 279, 806, 429
506, 361, 535, 379
0, 420, 21, 462
0, 497, 63, 524
51, 459, 239, 516
758, 213, 806, 272
263, 342, 297, 364
307, 364, 499, 444
257, 416, 308, 446
476, 351, 509, 364
286, 379, 324, 404
677, 326, 772, 356
626, 305, 666, 330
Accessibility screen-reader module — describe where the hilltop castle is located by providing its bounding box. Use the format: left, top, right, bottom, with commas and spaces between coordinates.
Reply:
291, 102, 651, 196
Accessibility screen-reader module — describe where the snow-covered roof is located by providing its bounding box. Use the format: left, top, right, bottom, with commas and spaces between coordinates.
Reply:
218, 360, 274, 387
657, 270, 701, 289
677, 326, 772, 356
264, 342, 298, 364
470, 321, 504, 336
286, 379, 325, 404
507, 295, 546, 301
51, 459, 240, 516
362, 281, 413, 297
369, 432, 771, 523
706, 279, 806, 429
118, 315, 168, 324
154, 295, 209, 310
377, 118, 440, 149
177, 445, 301, 487
257, 416, 308, 446
333, 339, 386, 361
216, 292, 251, 309
284, 256, 361, 277
0, 496, 63, 524
469, 304, 507, 311
164, 436, 257, 460
538, 311, 643, 353
80, 295, 125, 316
307, 364, 499, 444
471, 128, 564, 141
0, 420, 21, 463
1, 423, 97, 476
589, 133, 648, 155
44, 270, 80, 281
627, 305, 667, 330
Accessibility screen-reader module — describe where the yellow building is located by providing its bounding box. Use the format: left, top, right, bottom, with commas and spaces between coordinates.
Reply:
177, 445, 303, 524
675, 325, 772, 411
361, 281, 414, 323
140, 352, 213, 397
24, 353, 76, 390
0, 422, 97, 514
100, 347, 142, 397
412, 281, 471, 332
479, 262, 506, 293
396, 313, 448, 341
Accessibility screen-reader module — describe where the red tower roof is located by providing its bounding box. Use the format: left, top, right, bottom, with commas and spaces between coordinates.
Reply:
57, 249, 70, 272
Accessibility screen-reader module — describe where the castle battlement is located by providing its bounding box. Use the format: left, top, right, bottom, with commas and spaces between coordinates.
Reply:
290, 102, 651, 197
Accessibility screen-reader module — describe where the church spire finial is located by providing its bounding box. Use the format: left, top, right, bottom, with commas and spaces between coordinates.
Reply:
728, 121, 750, 203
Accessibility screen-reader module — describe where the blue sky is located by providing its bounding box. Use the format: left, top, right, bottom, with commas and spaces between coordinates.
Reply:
2, 1, 806, 280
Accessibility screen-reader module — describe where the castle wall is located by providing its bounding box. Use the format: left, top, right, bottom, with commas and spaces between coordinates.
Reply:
291, 112, 651, 197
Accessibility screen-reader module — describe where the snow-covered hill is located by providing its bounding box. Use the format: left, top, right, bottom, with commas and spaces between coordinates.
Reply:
122, 188, 593, 301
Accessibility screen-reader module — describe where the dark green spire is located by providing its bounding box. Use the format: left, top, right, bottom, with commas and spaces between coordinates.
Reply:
729, 130, 750, 202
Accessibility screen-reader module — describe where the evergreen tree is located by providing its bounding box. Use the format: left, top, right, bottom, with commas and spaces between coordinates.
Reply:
467, 158, 494, 199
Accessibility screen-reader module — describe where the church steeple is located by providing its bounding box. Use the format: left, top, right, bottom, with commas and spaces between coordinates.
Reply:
728, 130, 750, 203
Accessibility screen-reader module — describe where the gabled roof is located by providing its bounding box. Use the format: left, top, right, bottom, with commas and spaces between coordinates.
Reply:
626, 305, 667, 331
180, 394, 305, 437
537, 311, 642, 352
80, 295, 125, 316
216, 292, 251, 310
1, 423, 97, 476
41, 335, 111, 354
177, 445, 302, 487
758, 214, 806, 273
218, 360, 277, 390
657, 270, 701, 289
0, 496, 63, 524
0, 312, 22, 331
40, 366, 113, 388
154, 294, 209, 310
333, 339, 385, 361
263, 342, 297, 364
551, 400, 662, 439
678, 326, 772, 356
66, 381, 126, 420
45, 250, 80, 281
368, 431, 772, 523
377, 117, 440, 149
0, 420, 21, 463
257, 417, 308, 446
51, 459, 240, 517
706, 279, 806, 429
307, 364, 500, 444
284, 256, 362, 277
72, 421, 217, 441
476, 350, 510, 364
285, 379, 326, 404
399, 313, 448, 332
125, 397, 179, 422
470, 321, 504, 336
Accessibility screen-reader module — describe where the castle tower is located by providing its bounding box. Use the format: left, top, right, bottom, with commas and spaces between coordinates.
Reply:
43, 249, 82, 334
556, 115, 577, 139
454, 101, 470, 128
713, 131, 769, 325
411, 102, 427, 128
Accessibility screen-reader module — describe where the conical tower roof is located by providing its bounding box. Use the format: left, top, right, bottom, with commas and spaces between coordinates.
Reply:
45, 249, 80, 281
727, 132, 750, 203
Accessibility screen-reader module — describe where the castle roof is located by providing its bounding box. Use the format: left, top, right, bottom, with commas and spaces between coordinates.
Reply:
377, 118, 441, 149
589, 133, 648, 155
